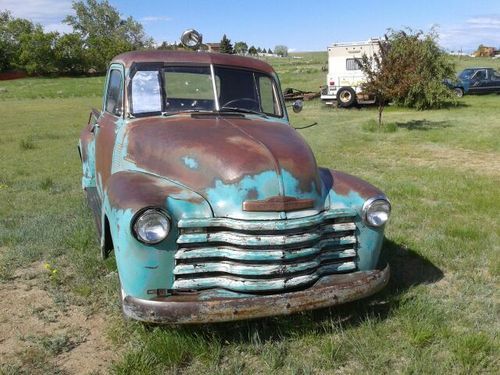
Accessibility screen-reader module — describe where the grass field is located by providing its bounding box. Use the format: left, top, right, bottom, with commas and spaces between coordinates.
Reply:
0, 54, 499, 374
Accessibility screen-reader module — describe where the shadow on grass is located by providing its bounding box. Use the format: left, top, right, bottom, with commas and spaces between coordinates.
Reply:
397, 119, 452, 131
143, 238, 443, 344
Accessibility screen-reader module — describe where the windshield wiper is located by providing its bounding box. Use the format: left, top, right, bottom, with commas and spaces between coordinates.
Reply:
161, 109, 212, 117
219, 107, 268, 118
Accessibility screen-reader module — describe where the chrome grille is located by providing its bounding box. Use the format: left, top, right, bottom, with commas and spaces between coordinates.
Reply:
174, 210, 358, 294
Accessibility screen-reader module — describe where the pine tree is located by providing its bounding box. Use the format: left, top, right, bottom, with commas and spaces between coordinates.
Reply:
220, 34, 234, 54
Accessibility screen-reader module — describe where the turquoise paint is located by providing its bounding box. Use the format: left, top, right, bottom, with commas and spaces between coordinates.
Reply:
205, 170, 282, 219
182, 156, 199, 170
102, 172, 212, 299
204, 168, 326, 220
80, 139, 96, 189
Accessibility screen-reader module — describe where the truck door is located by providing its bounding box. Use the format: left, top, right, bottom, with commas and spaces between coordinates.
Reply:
95, 65, 124, 195
468, 69, 488, 94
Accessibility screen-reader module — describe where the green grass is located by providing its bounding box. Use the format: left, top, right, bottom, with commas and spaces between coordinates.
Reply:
0, 53, 499, 373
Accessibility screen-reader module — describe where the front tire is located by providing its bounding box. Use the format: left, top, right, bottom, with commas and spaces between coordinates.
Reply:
337, 87, 357, 108
454, 87, 464, 98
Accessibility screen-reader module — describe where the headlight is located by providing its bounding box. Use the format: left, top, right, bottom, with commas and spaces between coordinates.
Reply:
362, 197, 391, 227
132, 208, 171, 244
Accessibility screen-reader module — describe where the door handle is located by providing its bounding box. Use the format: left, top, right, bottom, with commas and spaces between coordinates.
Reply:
90, 123, 100, 133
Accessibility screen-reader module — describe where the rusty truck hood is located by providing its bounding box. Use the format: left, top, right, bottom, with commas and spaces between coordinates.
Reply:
125, 114, 326, 219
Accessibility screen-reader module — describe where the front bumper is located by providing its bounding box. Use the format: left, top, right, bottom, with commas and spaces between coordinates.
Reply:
122, 264, 390, 324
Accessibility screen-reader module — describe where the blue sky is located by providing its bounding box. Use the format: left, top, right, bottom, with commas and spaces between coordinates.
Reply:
2, 0, 500, 52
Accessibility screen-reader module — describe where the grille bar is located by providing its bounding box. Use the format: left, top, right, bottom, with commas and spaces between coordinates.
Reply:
177, 208, 357, 231
173, 261, 357, 292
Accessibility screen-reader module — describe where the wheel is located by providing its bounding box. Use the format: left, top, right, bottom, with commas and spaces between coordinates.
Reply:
454, 87, 464, 98
337, 87, 357, 108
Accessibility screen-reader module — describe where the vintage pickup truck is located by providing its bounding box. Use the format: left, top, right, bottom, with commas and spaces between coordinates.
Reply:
78, 34, 391, 323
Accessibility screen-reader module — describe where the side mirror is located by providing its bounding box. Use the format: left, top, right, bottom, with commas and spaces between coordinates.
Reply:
181, 29, 203, 50
292, 100, 303, 113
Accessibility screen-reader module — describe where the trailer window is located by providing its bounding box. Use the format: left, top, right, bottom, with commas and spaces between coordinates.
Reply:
346, 58, 361, 71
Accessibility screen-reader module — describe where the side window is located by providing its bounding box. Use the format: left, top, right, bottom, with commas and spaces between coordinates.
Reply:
346, 58, 361, 71
472, 70, 486, 80
105, 69, 123, 116
258, 76, 279, 116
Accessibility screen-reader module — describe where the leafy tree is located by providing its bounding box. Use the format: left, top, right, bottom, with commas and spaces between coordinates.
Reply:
256, 47, 262, 53
274, 45, 288, 57
267, 48, 272, 54
17, 25, 58, 74
359, 28, 456, 126
54, 32, 88, 74
248, 45, 257, 55
234, 41, 248, 55
219, 34, 234, 54
0, 11, 35, 71
64, 0, 153, 72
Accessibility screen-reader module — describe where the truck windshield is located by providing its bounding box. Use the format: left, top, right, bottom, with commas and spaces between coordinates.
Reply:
130, 65, 282, 117
458, 69, 475, 80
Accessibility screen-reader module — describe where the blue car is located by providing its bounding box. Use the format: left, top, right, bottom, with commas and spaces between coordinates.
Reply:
446, 68, 500, 97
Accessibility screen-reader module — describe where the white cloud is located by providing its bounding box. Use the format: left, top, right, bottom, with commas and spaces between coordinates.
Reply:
438, 15, 500, 52
1, 0, 73, 23
140, 16, 172, 23
44, 22, 73, 34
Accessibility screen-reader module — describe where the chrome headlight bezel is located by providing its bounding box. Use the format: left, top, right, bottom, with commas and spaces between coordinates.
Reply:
131, 208, 171, 245
362, 196, 391, 227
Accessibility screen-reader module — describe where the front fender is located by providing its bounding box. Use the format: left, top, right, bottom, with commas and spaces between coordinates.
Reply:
320, 168, 388, 270
102, 171, 213, 299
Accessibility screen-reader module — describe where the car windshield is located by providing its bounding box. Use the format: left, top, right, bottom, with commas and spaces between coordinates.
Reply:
130, 65, 282, 117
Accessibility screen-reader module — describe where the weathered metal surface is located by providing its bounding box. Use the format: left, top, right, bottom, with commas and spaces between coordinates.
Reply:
78, 49, 391, 323
122, 265, 390, 323
243, 195, 314, 211
124, 115, 325, 219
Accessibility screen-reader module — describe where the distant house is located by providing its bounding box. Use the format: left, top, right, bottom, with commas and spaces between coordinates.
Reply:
206, 43, 221, 53
474, 46, 496, 57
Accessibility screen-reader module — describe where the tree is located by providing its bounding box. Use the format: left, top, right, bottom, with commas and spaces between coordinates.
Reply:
64, 0, 153, 72
234, 41, 248, 55
54, 32, 89, 74
359, 28, 456, 126
219, 34, 234, 54
0, 11, 35, 72
248, 45, 257, 55
17, 25, 58, 75
267, 48, 273, 54
274, 45, 288, 57
256, 47, 262, 54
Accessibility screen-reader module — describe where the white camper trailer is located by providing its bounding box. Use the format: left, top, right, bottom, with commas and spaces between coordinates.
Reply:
320, 39, 380, 107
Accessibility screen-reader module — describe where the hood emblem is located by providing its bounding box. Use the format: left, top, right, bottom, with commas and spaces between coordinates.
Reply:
243, 196, 314, 212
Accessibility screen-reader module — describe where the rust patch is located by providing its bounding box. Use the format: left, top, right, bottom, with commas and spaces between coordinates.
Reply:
246, 188, 258, 200
229, 118, 322, 194
243, 196, 314, 212
127, 116, 278, 190
106, 171, 187, 211
112, 50, 274, 75
324, 168, 384, 199
126, 116, 322, 197
122, 265, 390, 323
95, 112, 117, 188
